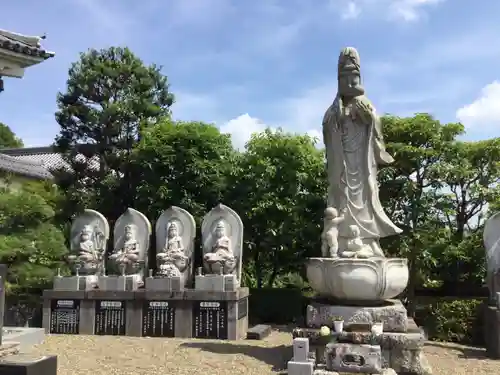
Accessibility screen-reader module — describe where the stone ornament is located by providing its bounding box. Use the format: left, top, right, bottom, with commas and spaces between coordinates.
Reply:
155, 206, 196, 284
201, 204, 243, 281
109, 208, 151, 278
68, 209, 109, 278
484, 212, 500, 303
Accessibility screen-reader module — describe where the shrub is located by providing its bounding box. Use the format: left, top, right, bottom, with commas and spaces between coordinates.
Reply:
420, 298, 484, 344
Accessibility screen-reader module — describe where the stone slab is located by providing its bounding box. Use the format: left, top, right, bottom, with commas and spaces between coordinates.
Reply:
145, 277, 183, 291
484, 304, 500, 359
0, 354, 57, 375
313, 364, 338, 375
43, 290, 86, 300
306, 300, 408, 332
2, 328, 45, 353
325, 343, 382, 374
53, 276, 95, 291
195, 275, 238, 292
293, 327, 424, 350
0, 343, 19, 359
97, 276, 141, 291
287, 360, 314, 375
247, 324, 272, 340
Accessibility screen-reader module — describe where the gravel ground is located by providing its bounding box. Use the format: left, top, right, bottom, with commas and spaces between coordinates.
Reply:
29, 330, 500, 375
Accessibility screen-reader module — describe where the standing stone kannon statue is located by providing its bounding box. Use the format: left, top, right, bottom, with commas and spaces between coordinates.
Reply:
307, 47, 409, 302
67, 209, 110, 289
201, 204, 243, 283
155, 206, 196, 286
322, 46, 402, 258
108, 208, 151, 287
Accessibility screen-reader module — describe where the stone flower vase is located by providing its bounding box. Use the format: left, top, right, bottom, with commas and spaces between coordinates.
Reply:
371, 322, 384, 335
333, 319, 344, 333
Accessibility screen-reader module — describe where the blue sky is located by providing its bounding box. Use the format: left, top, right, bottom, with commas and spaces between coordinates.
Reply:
1, 0, 499, 149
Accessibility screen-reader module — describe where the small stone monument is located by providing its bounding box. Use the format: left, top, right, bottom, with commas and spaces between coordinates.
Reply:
100, 208, 151, 290
146, 206, 196, 291
483, 212, 500, 358
56, 209, 109, 290
288, 47, 432, 375
196, 203, 243, 292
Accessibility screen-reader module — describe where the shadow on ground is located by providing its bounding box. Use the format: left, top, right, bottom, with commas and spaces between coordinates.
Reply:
180, 342, 292, 372
425, 341, 489, 360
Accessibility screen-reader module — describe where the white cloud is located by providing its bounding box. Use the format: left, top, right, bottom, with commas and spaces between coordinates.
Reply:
333, 0, 444, 22
341, 2, 361, 19
456, 81, 500, 131
220, 114, 269, 150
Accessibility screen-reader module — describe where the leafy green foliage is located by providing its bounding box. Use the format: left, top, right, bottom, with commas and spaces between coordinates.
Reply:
53, 46, 174, 221
0, 123, 23, 149
132, 119, 237, 222
0, 182, 67, 297
421, 299, 484, 344
228, 129, 326, 288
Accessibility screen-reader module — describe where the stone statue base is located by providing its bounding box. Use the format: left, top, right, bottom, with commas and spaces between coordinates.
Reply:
195, 274, 238, 292
306, 257, 409, 302
53, 275, 97, 291
145, 276, 183, 292
306, 299, 408, 332
289, 299, 432, 375
98, 275, 142, 291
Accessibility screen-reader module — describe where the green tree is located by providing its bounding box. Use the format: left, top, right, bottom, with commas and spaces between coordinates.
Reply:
131, 119, 237, 252
0, 181, 67, 300
228, 129, 326, 288
53, 46, 174, 221
379, 113, 464, 315
434, 138, 500, 289
0, 122, 23, 148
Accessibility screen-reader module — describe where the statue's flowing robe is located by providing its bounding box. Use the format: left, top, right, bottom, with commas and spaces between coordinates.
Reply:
322, 94, 402, 239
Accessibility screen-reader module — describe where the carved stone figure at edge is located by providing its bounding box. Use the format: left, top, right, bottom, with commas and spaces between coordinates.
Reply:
156, 221, 189, 277
321, 207, 346, 257
484, 212, 500, 303
109, 208, 151, 282
322, 46, 402, 257
204, 220, 236, 274
155, 206, 196, 285
202, 204, 243, 281
67, 209, 110, 285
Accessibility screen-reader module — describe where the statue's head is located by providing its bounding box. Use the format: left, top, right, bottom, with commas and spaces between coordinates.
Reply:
324, 207, 338, 220
349, 224, 360, 237
124, 224, 135, 241
338, 47, 364, 98
215, 220, 226, 238
81, 225, 93, 241
167, 222, 178, 238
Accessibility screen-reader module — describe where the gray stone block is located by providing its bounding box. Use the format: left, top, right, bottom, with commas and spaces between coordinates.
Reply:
287, 360, 314, 375
325, 343, 382, 374
2, 328, 45, 353
0, 354, 57, 375
145, 277, 183, 291
293, 338, 310, 362
247, 324, 271, 340
306, 300, 408, 332
98, 276, 141, 291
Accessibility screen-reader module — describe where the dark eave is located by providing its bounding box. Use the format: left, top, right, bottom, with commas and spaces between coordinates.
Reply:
0, 34, 54, 60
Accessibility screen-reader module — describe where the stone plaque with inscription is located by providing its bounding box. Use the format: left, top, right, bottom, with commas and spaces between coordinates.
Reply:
237, 297, 248, 320
192, 301, 228, 339
142, 300, 176, 337
49, 299, 80, 334
94, 300, 126, 336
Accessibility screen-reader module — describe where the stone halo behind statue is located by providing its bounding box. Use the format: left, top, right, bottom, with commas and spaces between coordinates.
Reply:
305, 46, 409, 304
